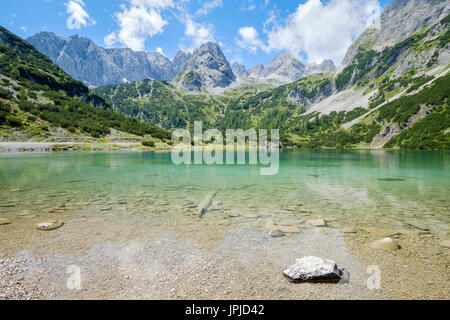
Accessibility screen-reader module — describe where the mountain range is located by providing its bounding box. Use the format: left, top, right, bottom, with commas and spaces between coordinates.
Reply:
27, 32, 335, 89
93, 0, 450, 149
1, 0, 449, 151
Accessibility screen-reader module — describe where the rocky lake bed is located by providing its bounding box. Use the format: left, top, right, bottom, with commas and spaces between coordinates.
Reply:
0, 151, 449, 300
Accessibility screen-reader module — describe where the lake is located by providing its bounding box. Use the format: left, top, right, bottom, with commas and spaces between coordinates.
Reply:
0, 150, 449, 299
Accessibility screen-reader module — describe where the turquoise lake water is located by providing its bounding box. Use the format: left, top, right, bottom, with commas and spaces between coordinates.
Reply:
0, 150, 449, 252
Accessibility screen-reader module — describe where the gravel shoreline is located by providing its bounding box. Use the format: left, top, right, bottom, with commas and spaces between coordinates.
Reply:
0, 257, 44, 300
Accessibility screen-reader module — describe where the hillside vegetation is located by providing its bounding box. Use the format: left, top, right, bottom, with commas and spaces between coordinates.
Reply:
0, 26, 170, 143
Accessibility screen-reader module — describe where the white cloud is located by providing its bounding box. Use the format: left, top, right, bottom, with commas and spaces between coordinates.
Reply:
237, 0, 381, 65
64, 0, 96, 30
237, 27, 266, 54
20, 26, 27, 33
196, 0, 222, 16
156, 47, 165, 55
184, 18, 215, 48
105, 0, 173, 51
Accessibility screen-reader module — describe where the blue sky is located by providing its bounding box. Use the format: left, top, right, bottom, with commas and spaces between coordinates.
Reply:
0, 0, 392, 68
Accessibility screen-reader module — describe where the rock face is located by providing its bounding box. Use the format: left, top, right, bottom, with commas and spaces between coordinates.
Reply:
249, 53, 335, 82
342, 0, 449, 66
231, 62, 249, 78
175, 42, 235, 91
283, 256, 343, 283
172, 49, 192, 75
27, 32, 177, 86
27, 32, 335, 88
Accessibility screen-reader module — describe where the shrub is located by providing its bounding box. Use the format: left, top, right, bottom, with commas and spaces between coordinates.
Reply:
0, 88, 13, 100
6, 116, 23, 127
142, 140, 155, 148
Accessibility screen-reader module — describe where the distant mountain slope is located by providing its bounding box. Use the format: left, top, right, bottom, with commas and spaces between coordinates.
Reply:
27, 31, 336, 89
0, 26, 170, 142
27, 32, 177, 87
248, 53, 335, 83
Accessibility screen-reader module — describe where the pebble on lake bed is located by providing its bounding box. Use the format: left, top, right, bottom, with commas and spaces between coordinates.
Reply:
371, 237, 399, 251
283, 256, 343, 283
225, 210, 241, 218
307, 219, 328, 227
439, 240, 450, 248
36, 220, 63, 231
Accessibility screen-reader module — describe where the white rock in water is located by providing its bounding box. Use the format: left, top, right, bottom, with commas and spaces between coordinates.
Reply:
36, 220, 63, 231
371, 237, 399, 251
283, 256, 342, 283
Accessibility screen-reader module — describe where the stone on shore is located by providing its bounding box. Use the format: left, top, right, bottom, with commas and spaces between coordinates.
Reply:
439, 240, 450, 248
36, 220, 63, 231
283, 256, 342, 283
0, 218, 11, 225
371, 237, 399, 251
307, 219, 328, 227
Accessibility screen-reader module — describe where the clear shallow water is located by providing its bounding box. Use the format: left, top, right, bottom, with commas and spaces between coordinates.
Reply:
0, 150, 449, 248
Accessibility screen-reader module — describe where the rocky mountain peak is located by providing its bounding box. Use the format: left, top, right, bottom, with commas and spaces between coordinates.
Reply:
231, 62, 249, 78
248, 53, 335, 83
176, 41, 235, 91
27, 33, 177, 86
342, 0, 449, 66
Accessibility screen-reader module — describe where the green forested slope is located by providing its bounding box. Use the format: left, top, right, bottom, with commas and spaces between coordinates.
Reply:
0, 26, 170, 140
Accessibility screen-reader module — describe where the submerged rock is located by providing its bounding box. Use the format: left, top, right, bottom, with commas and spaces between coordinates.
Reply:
36, 220, 63, 231
225, 210, 241, 218
269, 229, 285, 238
276, 225, 301, 234
0, 218, 11, 225
264, 218, 301, 236
371, 237, 399, 251
197, 191, 216, 216
342, 228, 357, 234
283, 256, 343, 283
439, 240, 450, 248
307, 219, 328, 227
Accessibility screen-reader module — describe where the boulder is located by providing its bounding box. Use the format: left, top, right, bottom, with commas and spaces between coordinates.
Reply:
371, 237, 399, 251
283, 256, 343, 283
